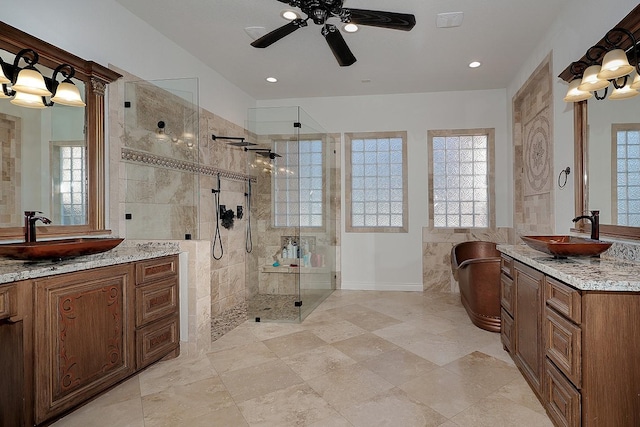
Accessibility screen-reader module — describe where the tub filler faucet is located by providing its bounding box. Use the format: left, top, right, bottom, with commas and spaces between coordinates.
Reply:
572, 210, 599, 240
24, 211, 52, 242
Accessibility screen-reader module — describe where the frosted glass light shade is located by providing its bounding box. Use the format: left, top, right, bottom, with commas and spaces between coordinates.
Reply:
578, 65, 609, 91
0, 88, 10, 99
0, 63, 10, 84
564, 79, 593, 102
12, 68, 52, 96
631, 72, 640, 90
50, 81, 86, 107
609, 77, 639, 100
10, 91, 46, 108
598, 49, 634, 80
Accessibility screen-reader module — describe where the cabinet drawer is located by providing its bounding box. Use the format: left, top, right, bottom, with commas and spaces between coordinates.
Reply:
136, 278, 179, 327
545, 307, 582, 388
501, 254, 514, 278
501, 308, 514, 353
500, 274, 514, 315
0, 284, 17, 320
136, 315, 179, 369
136, 256, 178, 285
544, 358, 581, 427
545, 277, 581, 325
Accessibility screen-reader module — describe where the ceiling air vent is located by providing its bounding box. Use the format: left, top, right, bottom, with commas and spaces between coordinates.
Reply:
436, 12, 464, 28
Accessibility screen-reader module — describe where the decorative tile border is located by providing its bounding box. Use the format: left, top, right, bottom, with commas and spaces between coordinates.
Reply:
121, 147, 256, 183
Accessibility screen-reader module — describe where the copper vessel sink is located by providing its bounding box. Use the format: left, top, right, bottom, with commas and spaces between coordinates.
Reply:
521, 235, 612, 258
0, 238, 124, 261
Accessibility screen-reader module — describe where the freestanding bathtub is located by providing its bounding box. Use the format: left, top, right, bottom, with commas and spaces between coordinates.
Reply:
450, 241, 502, 332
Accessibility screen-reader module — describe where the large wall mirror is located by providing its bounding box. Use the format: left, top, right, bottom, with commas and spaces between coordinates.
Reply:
0, 22, 120, 240
561, 5, 640, 240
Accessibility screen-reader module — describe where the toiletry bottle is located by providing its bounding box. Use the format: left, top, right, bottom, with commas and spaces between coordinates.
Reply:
287, 239, 295, 259
302, 240, 310, 267
282, 246, 288, 259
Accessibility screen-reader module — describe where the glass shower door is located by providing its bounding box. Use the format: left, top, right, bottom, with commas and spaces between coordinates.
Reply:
245, 106, 335, 322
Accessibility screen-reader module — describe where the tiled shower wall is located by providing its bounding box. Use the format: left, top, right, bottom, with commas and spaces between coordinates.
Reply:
108, 68, 342, 350
109, 67, 253, 352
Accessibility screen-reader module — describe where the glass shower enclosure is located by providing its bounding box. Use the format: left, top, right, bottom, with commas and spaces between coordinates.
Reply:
245, 106, 336, 322
122, 78, 200, 240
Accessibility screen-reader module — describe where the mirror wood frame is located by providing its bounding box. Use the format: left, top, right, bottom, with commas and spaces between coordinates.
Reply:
0, 21, 121, 240
560, 5, 640, 240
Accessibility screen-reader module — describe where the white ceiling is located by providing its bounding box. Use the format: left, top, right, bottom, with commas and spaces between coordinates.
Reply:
115, 0, 570, 100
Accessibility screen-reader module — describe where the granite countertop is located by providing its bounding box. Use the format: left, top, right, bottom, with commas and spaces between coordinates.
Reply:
0, 241, 181, 285
497, 244, 640, 292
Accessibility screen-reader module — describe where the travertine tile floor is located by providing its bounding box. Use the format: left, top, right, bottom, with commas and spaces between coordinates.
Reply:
54, 290, 553, 426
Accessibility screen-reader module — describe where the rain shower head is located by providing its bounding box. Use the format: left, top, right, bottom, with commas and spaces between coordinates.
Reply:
211, 134, 257, 147
244, 147, 281, 159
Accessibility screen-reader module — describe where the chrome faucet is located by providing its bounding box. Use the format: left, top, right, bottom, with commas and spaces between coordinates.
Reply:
24, 211, 52, 242
572, 210, 599, 240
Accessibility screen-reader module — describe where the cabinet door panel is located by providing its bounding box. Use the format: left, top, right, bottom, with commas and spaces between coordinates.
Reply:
514, 263, 543, 394
500, 308, 514, 353
34, 264, 135, 423
545, 307, 581, 388
136, 314, 179, 369
136, 278, 178, 327
545, 358, 581, 427
500, 274, 514, 315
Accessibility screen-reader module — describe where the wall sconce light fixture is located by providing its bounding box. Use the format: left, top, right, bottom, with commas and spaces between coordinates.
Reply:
0, 48, 86, 108
564, 27, 640, 102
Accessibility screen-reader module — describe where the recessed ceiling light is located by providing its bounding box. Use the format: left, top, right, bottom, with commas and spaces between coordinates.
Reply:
266, 77, 278, 83
361, 79, 371, 83
469, 61, 482, 68
343, 23, 359, 33
281, 10, 299, 20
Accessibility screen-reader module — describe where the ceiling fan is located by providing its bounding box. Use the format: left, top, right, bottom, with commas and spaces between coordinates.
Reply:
251, 0, 416, 66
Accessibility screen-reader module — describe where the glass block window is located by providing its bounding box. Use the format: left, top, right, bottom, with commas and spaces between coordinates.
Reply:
345, 132, 408, 232
59, 146, 86, 225
428, 129, 495, 229
273, 139, 324, 228
615, 126, 640, 227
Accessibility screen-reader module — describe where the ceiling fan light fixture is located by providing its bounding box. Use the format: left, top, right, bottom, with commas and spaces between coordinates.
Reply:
343, 23, 359, 33
281, 10, 300, 21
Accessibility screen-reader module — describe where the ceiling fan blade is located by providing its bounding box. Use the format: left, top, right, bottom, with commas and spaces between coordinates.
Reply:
347, 9, 416, 31
322, 25, 356, 67
251, 19, 307, 48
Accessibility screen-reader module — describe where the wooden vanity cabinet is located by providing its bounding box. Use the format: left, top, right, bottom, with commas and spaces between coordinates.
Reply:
501, 255, 640, 427
24, 255, 180, 426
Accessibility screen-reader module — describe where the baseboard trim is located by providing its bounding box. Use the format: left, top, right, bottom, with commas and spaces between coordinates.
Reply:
340, 282, 423, 292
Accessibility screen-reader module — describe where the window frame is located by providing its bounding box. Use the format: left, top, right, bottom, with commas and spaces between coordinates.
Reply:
612, 123, 640, 227
344, 131, 409, 233
427, 128, 496, 230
